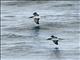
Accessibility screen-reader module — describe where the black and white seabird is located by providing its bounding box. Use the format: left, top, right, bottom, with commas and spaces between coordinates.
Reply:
29, 12, 40, 24
47, 35, 63, 45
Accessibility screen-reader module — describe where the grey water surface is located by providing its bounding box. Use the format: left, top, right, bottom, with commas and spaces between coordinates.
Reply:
1, 1, 80, 60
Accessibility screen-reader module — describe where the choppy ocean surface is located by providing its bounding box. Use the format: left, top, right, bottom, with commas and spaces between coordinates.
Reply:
1, 1, 80, 60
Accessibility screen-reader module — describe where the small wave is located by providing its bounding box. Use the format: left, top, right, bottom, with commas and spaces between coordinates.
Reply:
4, 26, 27, 32
1, 33, 26, 38
70, 21, 80, 24
28, 26, 50, 30
63, 31, 80, 34
4, 16, 15, 18
5, 26, 50, 31
4, 2, 17, 6
1, 25, 7, 27
54, 4, 73, 7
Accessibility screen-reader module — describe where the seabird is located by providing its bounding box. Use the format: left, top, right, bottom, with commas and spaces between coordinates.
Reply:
47, 35, 63, 45
29, 12, 40, 24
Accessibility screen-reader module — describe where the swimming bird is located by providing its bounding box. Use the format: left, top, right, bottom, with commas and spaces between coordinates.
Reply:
47, 35, 63, 45
29, 12, 40, 24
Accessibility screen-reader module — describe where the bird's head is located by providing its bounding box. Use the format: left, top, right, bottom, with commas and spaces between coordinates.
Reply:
51, 35, 55, 38
33, 12, 39, 16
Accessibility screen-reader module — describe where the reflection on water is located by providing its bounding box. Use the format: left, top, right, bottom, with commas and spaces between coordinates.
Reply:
54, 48, 61, 59
32, 26, 40, 37
48, 48, 62, 60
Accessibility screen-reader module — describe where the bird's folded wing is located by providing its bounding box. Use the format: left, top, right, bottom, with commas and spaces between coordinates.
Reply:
52, 38, 63, 41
